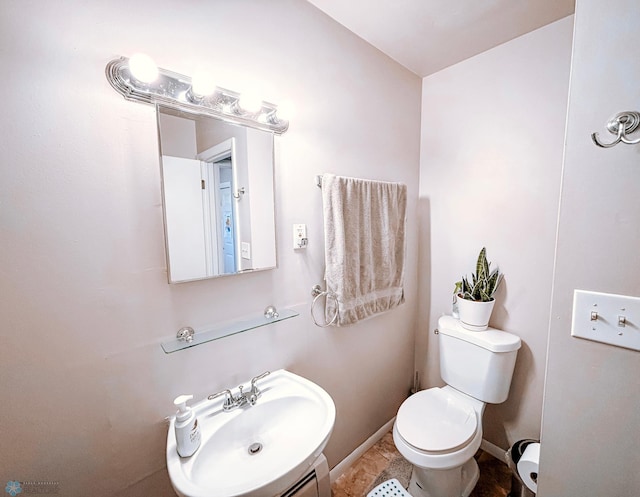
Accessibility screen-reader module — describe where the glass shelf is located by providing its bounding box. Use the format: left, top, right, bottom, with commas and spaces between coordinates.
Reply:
161, 308, 299, 353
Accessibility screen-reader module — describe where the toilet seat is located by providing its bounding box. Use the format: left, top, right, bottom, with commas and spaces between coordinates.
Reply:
396, 388, 478, 454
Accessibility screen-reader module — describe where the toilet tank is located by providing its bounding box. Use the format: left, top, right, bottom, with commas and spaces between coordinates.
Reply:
437, 315, 521, 404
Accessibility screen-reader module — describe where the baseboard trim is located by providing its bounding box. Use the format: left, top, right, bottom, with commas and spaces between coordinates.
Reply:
329, 418, 395, 484
480, 438, 508, 464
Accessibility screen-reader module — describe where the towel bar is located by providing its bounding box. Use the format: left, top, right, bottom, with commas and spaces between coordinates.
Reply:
310, 284, 339, 327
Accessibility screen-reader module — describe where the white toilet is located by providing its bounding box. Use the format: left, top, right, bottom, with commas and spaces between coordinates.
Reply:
393, 315, 521, 497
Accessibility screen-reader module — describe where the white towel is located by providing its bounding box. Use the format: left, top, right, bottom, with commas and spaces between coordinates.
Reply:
322, 174, 407, 326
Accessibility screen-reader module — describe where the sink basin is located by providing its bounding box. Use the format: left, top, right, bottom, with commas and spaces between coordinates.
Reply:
166, 369, 336, 497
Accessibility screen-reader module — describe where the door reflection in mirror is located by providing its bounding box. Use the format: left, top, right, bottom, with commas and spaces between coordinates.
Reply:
157, 106, 276, 283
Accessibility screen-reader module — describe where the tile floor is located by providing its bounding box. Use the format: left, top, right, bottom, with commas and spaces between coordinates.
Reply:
331, 431, 512, 497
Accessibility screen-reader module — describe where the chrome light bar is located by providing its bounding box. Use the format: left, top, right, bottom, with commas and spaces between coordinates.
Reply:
105, 56, 288, 135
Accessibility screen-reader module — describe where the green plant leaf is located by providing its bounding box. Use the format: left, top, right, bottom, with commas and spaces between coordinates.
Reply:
476, 247, 488, 278
471, 279, 482, 300
487, 268, 502, 297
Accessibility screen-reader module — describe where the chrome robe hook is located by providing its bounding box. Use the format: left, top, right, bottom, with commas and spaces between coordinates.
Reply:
592, 111, 640, 148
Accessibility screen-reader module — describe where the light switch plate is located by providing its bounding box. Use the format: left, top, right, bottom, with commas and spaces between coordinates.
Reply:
571, 289, 640, 351
241, 242, 251, 260
293, 224, 308, 249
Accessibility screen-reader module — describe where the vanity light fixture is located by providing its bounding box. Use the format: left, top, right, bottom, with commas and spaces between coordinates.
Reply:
105, 55, 289, 134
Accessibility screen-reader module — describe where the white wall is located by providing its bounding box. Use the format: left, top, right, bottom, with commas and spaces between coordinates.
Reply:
0, 1, 420, 495
539, 0, 640, 495
419, 17, 573, 449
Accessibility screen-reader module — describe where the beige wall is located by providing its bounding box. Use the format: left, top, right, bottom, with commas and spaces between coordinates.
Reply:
418, 17, 574, 450
539, 0, 640, 495
0, 1, 420, 495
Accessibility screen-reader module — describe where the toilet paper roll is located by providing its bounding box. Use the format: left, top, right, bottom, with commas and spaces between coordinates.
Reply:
517, 442, 540, 493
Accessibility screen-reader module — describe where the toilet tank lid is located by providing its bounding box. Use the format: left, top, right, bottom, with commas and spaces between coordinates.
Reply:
437, 316, 521, 352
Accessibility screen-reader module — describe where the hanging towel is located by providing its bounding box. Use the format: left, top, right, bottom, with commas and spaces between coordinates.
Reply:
322, 173, 407, 326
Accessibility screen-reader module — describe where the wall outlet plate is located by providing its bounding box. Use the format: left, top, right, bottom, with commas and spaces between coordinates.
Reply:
571, 289, 640, 352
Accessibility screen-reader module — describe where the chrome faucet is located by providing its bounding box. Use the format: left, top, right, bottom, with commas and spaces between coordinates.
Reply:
207, 371, 271, 411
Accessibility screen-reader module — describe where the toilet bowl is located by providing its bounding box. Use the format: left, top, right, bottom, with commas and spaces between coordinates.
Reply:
393, 386, 485, 497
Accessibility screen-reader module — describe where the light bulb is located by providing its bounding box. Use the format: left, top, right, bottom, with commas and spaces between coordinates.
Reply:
191, 69, 217, 97
239, 92, 263, 114
128, 53, 158, 84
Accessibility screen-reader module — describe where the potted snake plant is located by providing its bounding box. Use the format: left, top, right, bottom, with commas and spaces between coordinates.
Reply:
455, 247, 503, 331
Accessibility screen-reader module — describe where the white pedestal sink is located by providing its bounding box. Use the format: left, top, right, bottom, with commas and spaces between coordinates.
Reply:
166, 369, 336, 497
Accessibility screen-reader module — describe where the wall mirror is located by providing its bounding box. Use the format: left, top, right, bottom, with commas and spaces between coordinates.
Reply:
157, 106, 277, 283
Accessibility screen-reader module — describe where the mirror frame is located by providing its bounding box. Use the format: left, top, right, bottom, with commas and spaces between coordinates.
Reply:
157, 105, 278, 283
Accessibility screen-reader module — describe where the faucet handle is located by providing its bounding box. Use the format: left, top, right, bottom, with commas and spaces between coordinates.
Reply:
207, 389, 236, 410
250, 371, 271, 397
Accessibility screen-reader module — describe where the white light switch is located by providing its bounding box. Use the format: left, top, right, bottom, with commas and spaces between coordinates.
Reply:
293, 224, 308, 249
571, 290, 640, 351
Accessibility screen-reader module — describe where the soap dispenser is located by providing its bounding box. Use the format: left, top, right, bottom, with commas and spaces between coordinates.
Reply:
173, 394, 201, 457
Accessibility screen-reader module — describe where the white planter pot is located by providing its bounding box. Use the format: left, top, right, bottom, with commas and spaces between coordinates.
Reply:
456, 297, 495, 331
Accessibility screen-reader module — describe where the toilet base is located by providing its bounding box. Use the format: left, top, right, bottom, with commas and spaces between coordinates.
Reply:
407, 458, 479, 497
